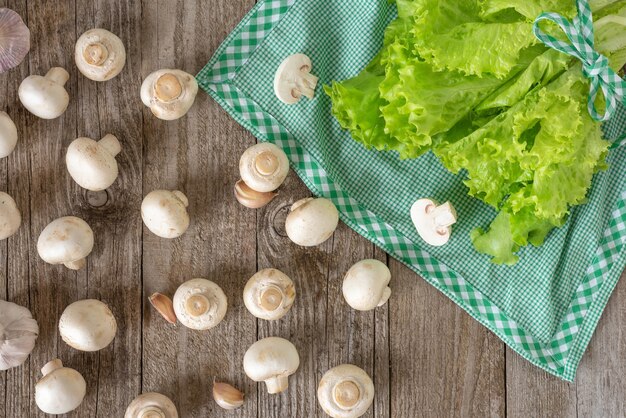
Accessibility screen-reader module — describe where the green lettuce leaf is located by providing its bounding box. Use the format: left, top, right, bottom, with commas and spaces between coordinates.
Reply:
326, 0, 626, 264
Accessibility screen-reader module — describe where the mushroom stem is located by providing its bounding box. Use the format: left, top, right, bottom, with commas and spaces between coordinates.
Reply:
98, 134, 121, 156
137, 406, 166, 418
297, 72, 318, 99
154, 73, 182, 102
64, 258, 86, 270
255, 151, 279, 176
428, 202, 457, 231
41, 359, 63, 376
172, 190, 188, 207
259, 286, 284, 311
185, 294, 210, 317
83, 42, 109, 66
265, 375, 289, 394
333, 380, 360, 409
44, 67, 69, 86
377, 287, 392, 307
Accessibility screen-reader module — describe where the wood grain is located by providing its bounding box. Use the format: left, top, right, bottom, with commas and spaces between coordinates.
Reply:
389, 261, 506, 418
576, 270, 626, 417
506, 348, 576, 418
140, 1, 257, 417
2, 1, 626, 417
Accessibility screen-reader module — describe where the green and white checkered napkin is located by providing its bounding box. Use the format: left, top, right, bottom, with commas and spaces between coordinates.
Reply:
197, 0, 626, 381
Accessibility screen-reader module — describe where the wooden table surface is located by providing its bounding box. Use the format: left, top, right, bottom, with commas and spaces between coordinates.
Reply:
2, 1, 626, 417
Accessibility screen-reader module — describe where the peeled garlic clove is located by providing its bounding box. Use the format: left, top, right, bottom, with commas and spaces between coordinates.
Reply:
149, 293, 176, 324
213, 380, 244, 410
0, 8, 30, 73
234, 180, 277, 209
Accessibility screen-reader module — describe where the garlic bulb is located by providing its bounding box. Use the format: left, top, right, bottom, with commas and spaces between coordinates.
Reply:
0, 8, 30, 73
0, 300, 39, 370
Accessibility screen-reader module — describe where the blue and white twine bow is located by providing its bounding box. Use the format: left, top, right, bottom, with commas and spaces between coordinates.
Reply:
533, 0, 626, 122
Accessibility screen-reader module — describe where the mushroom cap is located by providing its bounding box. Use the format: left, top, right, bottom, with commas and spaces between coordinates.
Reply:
125, 392, 179, 418
285, 197, 339, 246
75, 28, 125, 81
66, 136, 119, 191
35, 360, 86, 414
140, 69, 198, 120
0, 8, 30, 73
239, 143, 289, 193
243, 337, 300, 393
37, 216, 94, 265
342, 259, 391, 311
410, 199, 455, 246
173, 278, 227, 330
59, 299, 117, 351
0, 191, 20, 240
317, 364, 374, 418
141, 190, 190, 238
243, 268, 296, 321
273, 54, 316, 104
18, 68, 69, 119
0, 111, 18, 158
0, 299, 38, 371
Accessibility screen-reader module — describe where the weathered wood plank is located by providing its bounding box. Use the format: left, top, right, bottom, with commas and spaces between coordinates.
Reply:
389, 261, 506, 417
256, 183, 389, 418
576, 269, 626, 417
374, 248, 391, 418
140, 1, 257, 417
21, 1, 86, 416
72, 0, 144, 416
256, 178, 329, 418
1, 2, 31, 416
506, 348, 576, 418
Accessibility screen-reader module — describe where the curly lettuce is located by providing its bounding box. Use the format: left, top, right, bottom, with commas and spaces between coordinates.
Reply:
326, 0, 626, 264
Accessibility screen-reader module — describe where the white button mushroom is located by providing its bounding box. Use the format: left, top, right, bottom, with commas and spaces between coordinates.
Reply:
35, 359, 86, 415
0, 8, 30, 73
173, 278, 227, 330
66, 134, 121, 191
243, 336, 300, 394
59, 299, 117, 352
317, 364, 374, 418
0, 300, 38, 371
37, 216, 94, 270
140, 69, 198, 120
243, 268, 295, 321
285, 197, 339, 247
274, 54, 318, 104
75, 28, 126, 81
141, 190, 190, 239
342, 259, 391, 311
410, 199, 457, 246
239, 143, 289, 193
0, 191, 20, 240
125, 392, 179, 418
0, 111, 17, 158
18, 67, 69, 119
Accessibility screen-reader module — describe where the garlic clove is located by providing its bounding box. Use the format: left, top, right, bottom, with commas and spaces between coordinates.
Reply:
0, 8, 30, 73
213, 380, 244, 410
234, 180, 277, 209
149, 293, 176, 324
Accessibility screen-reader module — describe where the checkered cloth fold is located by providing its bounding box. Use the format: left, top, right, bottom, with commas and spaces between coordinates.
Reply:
197, 0, 626, 381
